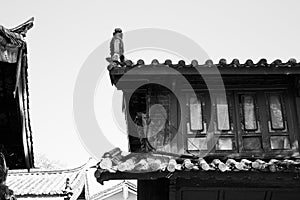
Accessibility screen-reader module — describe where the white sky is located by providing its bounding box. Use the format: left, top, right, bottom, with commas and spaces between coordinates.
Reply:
1, 0, 300, 168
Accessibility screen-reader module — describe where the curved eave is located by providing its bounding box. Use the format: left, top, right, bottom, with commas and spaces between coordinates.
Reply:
109, 64, 300, 88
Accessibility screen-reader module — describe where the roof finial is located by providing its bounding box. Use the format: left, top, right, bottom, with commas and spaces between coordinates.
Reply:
63, 178, 73, 200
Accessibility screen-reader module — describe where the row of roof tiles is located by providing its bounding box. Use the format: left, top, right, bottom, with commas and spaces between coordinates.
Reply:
108, 58, 300, 70
96, 152, 300, 174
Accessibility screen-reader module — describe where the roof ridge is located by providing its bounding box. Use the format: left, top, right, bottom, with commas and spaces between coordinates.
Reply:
8, 161, 90, 175
9, 17, 34, 36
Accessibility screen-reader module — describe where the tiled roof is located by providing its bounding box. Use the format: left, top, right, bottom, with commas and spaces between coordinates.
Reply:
109, 58, 300, 70
96, 152, 300, 173
108, 58, 300, 80
6, 158, 137, 200
94, 153, 300, 187
6, 164, 86, 197
108, 58, 300, 86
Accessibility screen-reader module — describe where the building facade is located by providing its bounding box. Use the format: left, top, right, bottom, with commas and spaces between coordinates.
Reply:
96, 58, 300, 200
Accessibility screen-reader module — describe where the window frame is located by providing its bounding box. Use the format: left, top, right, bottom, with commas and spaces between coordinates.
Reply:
185, 92, 210, 153
241, 94, 259, 132
183, 89, 299, 158
266, 92, 287, 132
184, 91, 238, 154
188, 95, 204, 132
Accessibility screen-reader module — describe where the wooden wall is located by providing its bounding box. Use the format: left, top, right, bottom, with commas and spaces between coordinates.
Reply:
0, 61, 27, 169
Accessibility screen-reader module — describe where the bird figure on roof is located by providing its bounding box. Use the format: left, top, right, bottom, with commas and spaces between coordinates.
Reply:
106, 28, 125, 69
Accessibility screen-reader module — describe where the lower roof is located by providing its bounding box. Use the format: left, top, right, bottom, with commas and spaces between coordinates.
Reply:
6, 160, 138, 200
95, 151, 300, 188
6, 164, 86, 197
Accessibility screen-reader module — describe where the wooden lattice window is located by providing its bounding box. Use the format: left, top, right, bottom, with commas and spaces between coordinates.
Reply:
185, 90, 298, 157
186, 92, 236, 153
238, 92, 262, 152
186, 93, 208, 151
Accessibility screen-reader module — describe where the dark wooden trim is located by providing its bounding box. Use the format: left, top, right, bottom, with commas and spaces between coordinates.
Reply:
137, 179, 169, 200
97, 170, 300, 188
177, 93, 185, 154
295, 96, 300, 151
234, 92, 243, 153
110, 66, 300, 76
285, 89, 299, 150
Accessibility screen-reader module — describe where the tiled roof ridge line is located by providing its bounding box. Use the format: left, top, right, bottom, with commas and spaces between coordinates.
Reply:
108, 58, 300, 70
14, 193, 66, 198
8, 159, 90, 175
